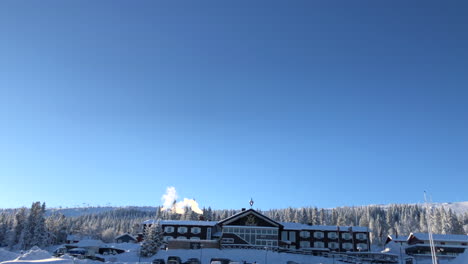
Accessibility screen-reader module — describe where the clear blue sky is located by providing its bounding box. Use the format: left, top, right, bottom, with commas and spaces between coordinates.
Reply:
1, 1, 467, 210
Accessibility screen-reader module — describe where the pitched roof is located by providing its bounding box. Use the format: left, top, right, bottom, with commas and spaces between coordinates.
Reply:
218, 209, 282, 227
281, 222, 369, 232
115, 233, 137, 240
143, 219, 218, 226
73, 239, 104, 248
410, 233, 468, 243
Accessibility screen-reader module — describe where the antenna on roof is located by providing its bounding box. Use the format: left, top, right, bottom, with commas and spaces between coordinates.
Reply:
424, 191, 438, 264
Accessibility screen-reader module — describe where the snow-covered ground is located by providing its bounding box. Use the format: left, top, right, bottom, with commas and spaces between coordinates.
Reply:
1, 243, 468, 264
0, 249, 19, 262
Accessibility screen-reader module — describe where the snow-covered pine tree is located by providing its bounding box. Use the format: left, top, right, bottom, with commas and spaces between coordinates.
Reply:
20, 202, 49, 250
319, 208, 326, 225
12, 208, 27, 249
311, 207, 319, 225
0, 213, 8, 247
140, 220, 163, 257
32, 202, 49, 248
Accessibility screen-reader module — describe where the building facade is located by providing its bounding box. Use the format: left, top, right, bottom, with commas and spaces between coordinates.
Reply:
143, 209, 370, 253
405, 233, 468, 258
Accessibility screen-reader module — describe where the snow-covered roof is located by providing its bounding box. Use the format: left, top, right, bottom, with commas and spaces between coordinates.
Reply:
281, 222, 369, 232
143, 219, 218, 226
406, 244, 468, 249
115, 233, 136, 240
219, 209, 282, 227
410, 233, 468, 243
66, 234, 92, 241
387, 234, 409, 242
72, 239, 105, 248
65, 235, 81, 241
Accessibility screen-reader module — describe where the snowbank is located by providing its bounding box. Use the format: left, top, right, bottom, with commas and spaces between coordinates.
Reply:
1, 258, 73, 264
0, 247, 71, 264
17, 247, 52, 260
0, 249, 20, 263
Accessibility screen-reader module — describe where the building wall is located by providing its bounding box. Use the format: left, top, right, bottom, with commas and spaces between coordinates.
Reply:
281, 229, 370, 252
159, 224, 216, 241
143, 211, 370, 252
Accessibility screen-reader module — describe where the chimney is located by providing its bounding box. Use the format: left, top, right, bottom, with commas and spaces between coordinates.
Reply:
241, 208, 246, 211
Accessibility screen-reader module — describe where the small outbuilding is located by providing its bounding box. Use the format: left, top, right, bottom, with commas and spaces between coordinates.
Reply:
115, 233, 137, 243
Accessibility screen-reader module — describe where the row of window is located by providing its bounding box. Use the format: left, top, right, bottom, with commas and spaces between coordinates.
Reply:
164, 226, 201, 234
163, 236, 201, 241
221, 238, 279, 247
223, 227, 279, 235
298, 231, 367, 240
298, 241, 368, 250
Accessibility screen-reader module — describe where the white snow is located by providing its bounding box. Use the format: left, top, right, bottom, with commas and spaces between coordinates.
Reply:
71, 240, 104, 248
17, 247, 52, 260
0, 249, 19, 262
1, 243, 468, 264
410, 233, 468, 243
437, 201, 468, 215
143, 220, 218, 226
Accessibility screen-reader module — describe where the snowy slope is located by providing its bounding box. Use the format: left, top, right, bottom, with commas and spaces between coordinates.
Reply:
2, 244, 468, 264
2, 202, 466, 218
0, 249, 19, 262
437, 201, 468, 214
45, 206, 157, 217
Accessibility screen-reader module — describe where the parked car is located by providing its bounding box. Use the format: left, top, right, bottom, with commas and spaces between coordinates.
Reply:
167, 256, 182, 264
210, 258, 231, 264
153, 259, 166, 264
68, 248, 87, 258
184, 258, 200, 264
52, 247, 68, 257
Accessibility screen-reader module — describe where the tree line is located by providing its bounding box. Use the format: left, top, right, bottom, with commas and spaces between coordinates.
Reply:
0, 202, 467, 250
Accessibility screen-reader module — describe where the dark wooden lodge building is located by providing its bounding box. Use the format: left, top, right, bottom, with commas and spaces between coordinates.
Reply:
143, 208, 370, 253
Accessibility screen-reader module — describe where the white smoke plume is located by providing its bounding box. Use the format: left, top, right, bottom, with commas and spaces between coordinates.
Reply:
161, 186, 203, 215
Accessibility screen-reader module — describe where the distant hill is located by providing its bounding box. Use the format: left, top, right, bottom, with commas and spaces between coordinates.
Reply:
436, 201, 468, 214
39, 201, 468, 217
45, 206, 157, 217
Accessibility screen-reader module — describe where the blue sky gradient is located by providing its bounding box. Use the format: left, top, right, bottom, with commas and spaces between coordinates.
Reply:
0, 1, 467, 209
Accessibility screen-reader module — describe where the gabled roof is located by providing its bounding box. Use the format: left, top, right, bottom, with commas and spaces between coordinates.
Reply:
72, 239, 104, 248
115, 233, 137, 240
410, 233, 468, 243
218, 209, 282, 228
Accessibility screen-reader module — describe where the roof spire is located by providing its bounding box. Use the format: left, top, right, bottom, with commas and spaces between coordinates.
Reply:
249, 198, 254, 208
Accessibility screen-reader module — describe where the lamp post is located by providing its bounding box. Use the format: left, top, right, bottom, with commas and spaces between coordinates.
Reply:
264, 247, 268, 264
